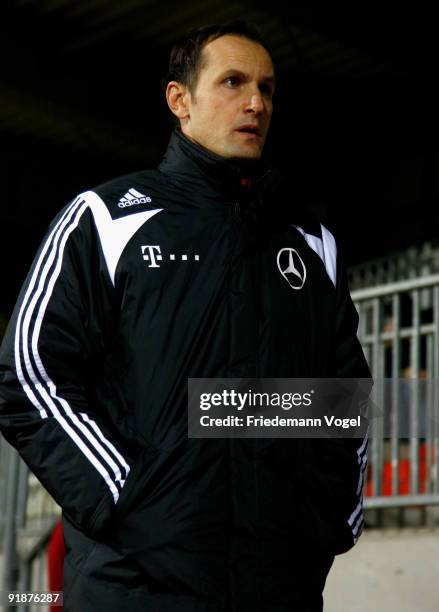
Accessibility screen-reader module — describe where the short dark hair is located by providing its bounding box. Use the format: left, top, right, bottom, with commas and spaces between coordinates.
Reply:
161, 20, 272, 96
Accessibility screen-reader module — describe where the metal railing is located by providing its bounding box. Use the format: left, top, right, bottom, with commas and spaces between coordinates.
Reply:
0, 436, 60, 612
348, 241, 439, 290
352, 273, 439, 517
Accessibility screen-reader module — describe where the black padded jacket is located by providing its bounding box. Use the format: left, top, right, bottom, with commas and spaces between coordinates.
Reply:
0, 128, 371, 611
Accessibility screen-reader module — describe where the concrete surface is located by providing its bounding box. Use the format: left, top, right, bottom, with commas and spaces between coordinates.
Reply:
324, 528, 439, 612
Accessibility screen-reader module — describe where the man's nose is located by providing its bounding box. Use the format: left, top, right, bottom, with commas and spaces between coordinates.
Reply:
245, 92, 264, 113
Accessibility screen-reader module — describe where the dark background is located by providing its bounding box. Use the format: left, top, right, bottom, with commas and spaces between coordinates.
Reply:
2, 0, 439, 319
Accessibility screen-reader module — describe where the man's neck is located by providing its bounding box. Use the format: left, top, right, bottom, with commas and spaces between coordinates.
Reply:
179, 129, 262, 176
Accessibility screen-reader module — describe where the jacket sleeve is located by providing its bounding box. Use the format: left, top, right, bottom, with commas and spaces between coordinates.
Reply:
305, 229, 372, 556
0, 195, 142, 537
321, 239, 372, 555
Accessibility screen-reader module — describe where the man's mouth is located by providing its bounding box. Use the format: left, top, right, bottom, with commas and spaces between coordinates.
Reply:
236, 125, 261, 137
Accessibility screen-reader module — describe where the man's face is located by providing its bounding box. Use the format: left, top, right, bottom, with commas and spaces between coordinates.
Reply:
180, 35, 275, 161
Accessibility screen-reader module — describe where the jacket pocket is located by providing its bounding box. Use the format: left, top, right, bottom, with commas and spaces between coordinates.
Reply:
114, 444, 161, 518
86, 443, 161, 539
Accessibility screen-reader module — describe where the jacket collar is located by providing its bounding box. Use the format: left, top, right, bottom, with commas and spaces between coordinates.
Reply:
158, 128, 281, 200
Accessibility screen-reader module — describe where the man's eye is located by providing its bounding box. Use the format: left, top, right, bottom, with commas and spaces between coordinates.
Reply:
260, 85, 273, 97
224, 77, 239, 87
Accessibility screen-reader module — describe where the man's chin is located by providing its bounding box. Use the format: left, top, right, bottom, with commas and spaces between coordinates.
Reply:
226, 145, 263, 163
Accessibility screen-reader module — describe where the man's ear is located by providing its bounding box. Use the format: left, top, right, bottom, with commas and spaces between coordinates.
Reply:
166, 81, 191, 121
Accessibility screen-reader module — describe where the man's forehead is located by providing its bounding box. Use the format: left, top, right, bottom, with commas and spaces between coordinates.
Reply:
202, 35, 274, 76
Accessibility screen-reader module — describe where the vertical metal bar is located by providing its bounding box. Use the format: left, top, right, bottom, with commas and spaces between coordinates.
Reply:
361, 301, 367, 336
16, 458, 29, 529
31, 555, 36, 596
42, 551, 48, 609
426, 332, 433, 494
15, 460, 30, 608
378, 303, 385, 501
434, 286, 439, 494
0, 437, 6, 542
356, 299, 372, 503
1, 444, 20, 594
391, 294, 400, 495
38, 551, 44, 592
365, 344, 372, 373
38, 480, 45, 531
390, 259, 397, 282
371, 297, 383, 496
17, 560, 31, 612
410, 289, 420, 494
358, 300, 370, 369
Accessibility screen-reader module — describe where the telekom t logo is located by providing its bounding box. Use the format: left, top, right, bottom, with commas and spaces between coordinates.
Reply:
141, 245, 162, 268
141, 245, 200, 268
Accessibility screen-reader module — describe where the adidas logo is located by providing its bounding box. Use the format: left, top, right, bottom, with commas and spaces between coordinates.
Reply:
118, 188, 152, 208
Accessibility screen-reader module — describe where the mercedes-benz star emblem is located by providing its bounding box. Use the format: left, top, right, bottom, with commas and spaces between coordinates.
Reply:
277, 248, 307, 290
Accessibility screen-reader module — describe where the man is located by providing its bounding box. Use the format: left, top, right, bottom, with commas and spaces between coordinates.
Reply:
0, 20, 370, 611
